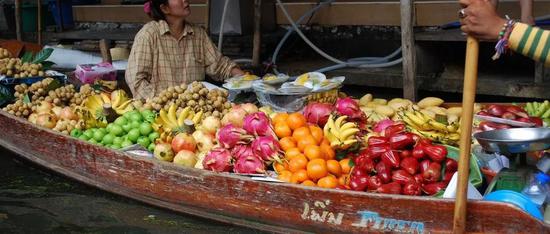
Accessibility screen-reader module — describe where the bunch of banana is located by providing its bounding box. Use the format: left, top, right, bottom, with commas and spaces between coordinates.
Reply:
84, 90, 134, 118
73, 106, 107, 129
156, 104, 204, 132
323, 115, 360, 149
397, 110, 460, 145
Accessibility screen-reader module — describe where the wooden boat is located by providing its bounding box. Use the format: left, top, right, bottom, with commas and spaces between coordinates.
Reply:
0, 110, 548, 233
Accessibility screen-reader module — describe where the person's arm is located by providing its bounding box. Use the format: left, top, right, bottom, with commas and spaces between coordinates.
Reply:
199, 28, 244, 81
125, 31, 155, 99
508, 23, 550, 65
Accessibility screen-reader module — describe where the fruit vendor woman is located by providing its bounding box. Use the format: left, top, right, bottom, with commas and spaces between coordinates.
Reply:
126, 0, 245, 99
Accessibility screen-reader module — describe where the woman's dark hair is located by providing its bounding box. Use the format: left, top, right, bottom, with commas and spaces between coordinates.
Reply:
148, 0, 168, 21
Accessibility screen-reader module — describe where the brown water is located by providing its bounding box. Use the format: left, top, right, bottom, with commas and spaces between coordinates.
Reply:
0, 147, 266, 234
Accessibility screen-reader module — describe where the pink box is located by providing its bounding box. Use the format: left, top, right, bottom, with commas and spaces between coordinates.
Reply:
75, 62, 117, 84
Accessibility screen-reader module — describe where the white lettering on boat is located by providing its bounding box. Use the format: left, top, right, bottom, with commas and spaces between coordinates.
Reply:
301, 200, 344, 225
351, 211, 424, 234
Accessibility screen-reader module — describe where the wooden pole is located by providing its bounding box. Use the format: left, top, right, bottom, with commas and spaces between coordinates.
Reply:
252, 0, 262, 67
204, 0, 210, 32
452, 36, 479, 233
400, 0, 417, 101
15, 0, 22, 41
99, 39, 112, 64
37, 0, 42, 45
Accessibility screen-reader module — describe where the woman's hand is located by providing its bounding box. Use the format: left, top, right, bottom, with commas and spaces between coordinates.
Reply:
230, 67, 245, 77
459, 0, 507, 41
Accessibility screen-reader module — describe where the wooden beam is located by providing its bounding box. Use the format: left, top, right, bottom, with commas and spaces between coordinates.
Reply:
400, 0, 417, 100
37, 0, 42, 45
15, 0, 21, 41
252, 0, 262, 67
72, 5, 207, 24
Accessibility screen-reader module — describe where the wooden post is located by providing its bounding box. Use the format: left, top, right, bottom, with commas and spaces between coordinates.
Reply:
37, 0, 42, 45
452, 36, 479, 234
15, 0, 22, 41
400, 0, 417, 101
204, 0, 210, 32
99, 39, 112, 64
252, 0, 262, 67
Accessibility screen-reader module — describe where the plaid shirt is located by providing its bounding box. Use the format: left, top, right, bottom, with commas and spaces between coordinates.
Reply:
125, 20, 238, 99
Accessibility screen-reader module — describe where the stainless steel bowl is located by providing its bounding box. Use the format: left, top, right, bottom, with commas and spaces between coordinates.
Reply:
473, 128, 550, 154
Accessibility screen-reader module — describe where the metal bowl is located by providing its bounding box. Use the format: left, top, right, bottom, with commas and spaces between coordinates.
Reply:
473, 128, 550, 154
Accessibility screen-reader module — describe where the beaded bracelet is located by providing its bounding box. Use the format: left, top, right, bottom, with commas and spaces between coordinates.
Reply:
492, 16, 516, 60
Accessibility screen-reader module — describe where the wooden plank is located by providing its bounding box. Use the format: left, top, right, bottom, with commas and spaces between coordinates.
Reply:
72, 4, 207, 23
15, 0, 21, 40
400, 0, 417, 101
252, 0, 262, 67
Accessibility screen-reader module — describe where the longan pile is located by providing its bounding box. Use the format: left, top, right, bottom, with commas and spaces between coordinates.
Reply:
0, 48, 11, 59
53, 119, 84, 135
0, 58, 44, 78
147, 81, 232, 119
2, 99, 32, 118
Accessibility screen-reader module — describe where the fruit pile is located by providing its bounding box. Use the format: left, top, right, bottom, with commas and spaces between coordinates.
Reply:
0, 58, 45, 78
477, 104, 543, 131
73, 110, 159, 150
0, 48, 11, 59
525, 100, 550, 125
350, 123, 457, 195
272, 112, 350, 188
201, 112, 283, 174
397, 109, 460, 146
147, 81, 231, 119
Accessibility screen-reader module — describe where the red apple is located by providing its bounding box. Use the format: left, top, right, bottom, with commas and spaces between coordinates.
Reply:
172, 133, 196, 153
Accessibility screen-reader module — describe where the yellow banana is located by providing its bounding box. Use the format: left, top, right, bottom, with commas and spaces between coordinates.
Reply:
339, 128, 360, 140
414, 110, 431, 122
342, 139, 358, 146
167, 104, 178, 126
339, 122, 357, 131
404, 112, 430, 130
329, 126, 342, 142
334, 116, 347, 131
111, 90, 122, 108
330, 140, 342, 148
187, 111, 195, 121
446, 123, 459, 133
177, 107, 191, 126
159, 109, 176, 129
116, 99, 133, 111
323, 115, 335, 137
100, 93, 111, 104
446, 133, 460, 141
116, 104, 134, 115
324, 131, 339, 145
427, 120, 448, 132
192, 111, 203, 124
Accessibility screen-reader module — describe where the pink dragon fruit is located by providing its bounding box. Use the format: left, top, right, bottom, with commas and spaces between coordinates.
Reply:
251, 136, 282, 164
231, 144, 257, 160
243, 112, 275, 137
202, 147, 233, 172
336, 97, 362, 119
233, 155, 266, 174
216, 124, 253, 149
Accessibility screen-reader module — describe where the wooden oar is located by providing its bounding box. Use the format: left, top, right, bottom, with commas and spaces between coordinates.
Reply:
452, 36, 479, 233
37, 0, 42, 45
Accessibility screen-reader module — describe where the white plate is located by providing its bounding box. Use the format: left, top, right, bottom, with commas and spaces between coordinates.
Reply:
474, 114, 536, 127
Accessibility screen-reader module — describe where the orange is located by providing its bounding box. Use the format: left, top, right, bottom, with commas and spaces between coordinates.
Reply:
308, 125, 324, 144
285, 147, 302, 160
290, 169, 309, 184
339, 158, 352, 174
273, 161, 289, 174
320, 143, 335, 160
338, 174, 349, 186
272, 112, 289, 125
301, 180, 317, 187
288, 154, 308, 173
287, 113, 307, 130
304, 145, 323, 161
279, 137, 297, 151
306, 158, 328, 181
317, 176, 339, 189
292, 126, 311, 140
297, 135, 317, 152
326, 159, 342, 176
274, 123, 292, 138
321, 138, 330, 146
277, 170, 292, 182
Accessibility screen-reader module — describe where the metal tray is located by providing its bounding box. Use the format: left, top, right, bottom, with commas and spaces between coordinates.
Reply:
473, 128, 550, 154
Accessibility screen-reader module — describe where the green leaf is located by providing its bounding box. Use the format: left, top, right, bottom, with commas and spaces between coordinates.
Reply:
21, 52, 34, 63
40, 61, 56, 70
23, 93, 31, 104
45, 79, 61, 92
32, 48, 54, 64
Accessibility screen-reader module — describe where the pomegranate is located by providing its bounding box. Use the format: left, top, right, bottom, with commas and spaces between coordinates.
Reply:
51, 106, 63, 117
221, 108, 247, 128
203, 147, 233, 172
171, 133, 197, 153
36, 101, 53, 114
216, 124, 252, 148
302, 102, 333, 127
251, 136, 282, 164
243, 112, 274, 137
59, 107, 78, 120
199, 116, 221, 135
240, 103, 259, 114
192, 130, 216, 153
154, 143, 175, 162
173, 150, 197, 167
35, 113, 57, 129
234, 155, 266, 174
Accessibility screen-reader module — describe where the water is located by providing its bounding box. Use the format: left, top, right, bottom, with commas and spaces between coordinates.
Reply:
0, 147, 266, 234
